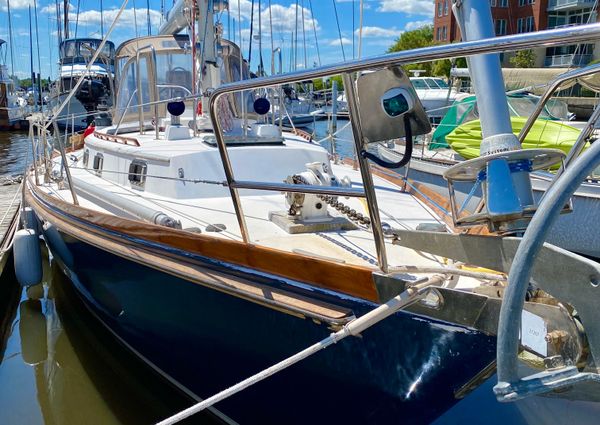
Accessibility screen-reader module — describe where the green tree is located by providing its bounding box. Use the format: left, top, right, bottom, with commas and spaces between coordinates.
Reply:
388, 25, 435, 76
509, 50, 536, 68
387, 25, 465, 78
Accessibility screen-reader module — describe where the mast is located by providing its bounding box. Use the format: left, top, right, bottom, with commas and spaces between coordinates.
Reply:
33, 0, 43, 111
6, 0, 15, 79
63, 0, 69, 39
28, 6, 35, 108
100, 0, 104, 38
146, 0, 152, 35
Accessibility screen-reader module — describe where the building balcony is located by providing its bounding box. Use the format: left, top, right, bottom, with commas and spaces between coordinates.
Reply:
544, 53, 593, 67
547, 0, 596, 12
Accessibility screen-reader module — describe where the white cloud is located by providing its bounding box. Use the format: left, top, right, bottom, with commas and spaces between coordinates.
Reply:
404, 19, 432, 30
74, 8, 163, 29
0, 0, 33, 10
328, 37, 352, 47
377, 0, 434, 17
356, 26, 400, 38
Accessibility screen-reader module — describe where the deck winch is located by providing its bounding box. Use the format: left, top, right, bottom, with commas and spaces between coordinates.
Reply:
269, 162, 356, 234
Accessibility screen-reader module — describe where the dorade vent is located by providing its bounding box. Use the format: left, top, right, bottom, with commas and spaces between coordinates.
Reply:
92, 153, 104, 176
83, 149, 89, 168
128, 159, 148, 190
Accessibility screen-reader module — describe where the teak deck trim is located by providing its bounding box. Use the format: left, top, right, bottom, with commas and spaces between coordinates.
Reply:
26, 178, 379, 303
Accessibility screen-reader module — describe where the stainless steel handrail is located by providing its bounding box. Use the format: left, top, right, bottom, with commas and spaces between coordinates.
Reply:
518, 62, 600, 143
210, 23, 600, 95
342, 72, 389, 272
232, 181, 366, 197
208, 22, 600, 265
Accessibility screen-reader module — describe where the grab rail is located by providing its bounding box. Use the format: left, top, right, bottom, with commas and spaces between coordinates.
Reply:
208, 22, 600, 272
518, 62, 600, 143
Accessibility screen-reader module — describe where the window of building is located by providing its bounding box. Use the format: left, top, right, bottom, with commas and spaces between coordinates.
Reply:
437, 1, 442, 17
526, 16, 535, 32
495, 19, 507, 35
528, 0, 535, 4
436, 27, 441, 41
517, 17, 523, 33
518, 0, 525, 6
442, 25, 447, 41
443, 0, 448, 15
499, 0, 508, 6
490, 0, 497, 6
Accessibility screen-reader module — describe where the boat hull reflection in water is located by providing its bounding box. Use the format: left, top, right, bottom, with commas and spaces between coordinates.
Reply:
0, 255, 222, 425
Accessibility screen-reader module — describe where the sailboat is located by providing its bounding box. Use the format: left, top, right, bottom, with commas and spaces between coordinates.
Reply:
0, 39, 27, 129
49, 38, 115, 130
20, 1, 600, 423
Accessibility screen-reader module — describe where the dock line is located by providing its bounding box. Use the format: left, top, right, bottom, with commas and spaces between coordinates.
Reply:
155, 279, 439, 425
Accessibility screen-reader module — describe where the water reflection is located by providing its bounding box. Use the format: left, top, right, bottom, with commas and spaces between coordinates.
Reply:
0, 131, 32, 177
0, 250, 220, 425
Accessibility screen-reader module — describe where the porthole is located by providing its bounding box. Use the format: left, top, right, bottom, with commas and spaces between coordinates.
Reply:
128, 159, 148, 190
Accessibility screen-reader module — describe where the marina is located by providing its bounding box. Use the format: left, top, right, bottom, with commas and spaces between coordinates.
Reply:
2, 0, 600, 424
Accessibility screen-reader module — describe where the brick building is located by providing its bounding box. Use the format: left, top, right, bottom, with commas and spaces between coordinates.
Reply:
433, 0, 600, 67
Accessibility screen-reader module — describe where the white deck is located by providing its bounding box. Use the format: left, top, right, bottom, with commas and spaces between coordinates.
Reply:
34, 125, 492, 290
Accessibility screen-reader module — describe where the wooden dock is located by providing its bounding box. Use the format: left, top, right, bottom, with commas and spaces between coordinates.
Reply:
0, 181, 21, 270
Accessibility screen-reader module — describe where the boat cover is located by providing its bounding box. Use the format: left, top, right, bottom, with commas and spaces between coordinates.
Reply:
445, 116, 582, 167
430, 94, 570, 150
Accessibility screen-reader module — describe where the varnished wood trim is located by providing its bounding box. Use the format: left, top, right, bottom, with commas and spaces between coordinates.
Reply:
27, 186, 355, 323
93, 131, 140, 147
26, 179, 379, 302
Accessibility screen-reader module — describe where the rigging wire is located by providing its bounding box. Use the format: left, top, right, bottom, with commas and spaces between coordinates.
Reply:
249, 0, 255, 63
308, 0, 320, 67
332, 0, 346, 61
358, 0, 364, 59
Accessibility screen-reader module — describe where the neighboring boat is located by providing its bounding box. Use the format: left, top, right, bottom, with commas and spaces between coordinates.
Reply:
380, 83, 600, 257
49, 38, 115, 130
21, 2, 600, 424
0, 39, 28, 129
409, 76, 459, 125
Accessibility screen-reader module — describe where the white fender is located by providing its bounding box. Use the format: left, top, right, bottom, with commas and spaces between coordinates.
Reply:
14, 228, 43, 287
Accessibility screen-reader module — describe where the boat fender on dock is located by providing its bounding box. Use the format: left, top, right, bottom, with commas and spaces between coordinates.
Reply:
22, 206, 41, 235
13, 228, 43, 287
42, 222, 74, 268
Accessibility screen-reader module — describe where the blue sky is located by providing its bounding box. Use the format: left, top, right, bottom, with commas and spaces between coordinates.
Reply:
0, 0, 434, 79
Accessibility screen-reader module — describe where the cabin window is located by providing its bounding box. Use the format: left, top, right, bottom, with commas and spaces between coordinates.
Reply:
83, 149, 89, 167
93, 153, 104, 176
128, 159, 148, 189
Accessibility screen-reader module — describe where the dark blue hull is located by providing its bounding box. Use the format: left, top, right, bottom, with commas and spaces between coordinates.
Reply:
39, 227, 501, 425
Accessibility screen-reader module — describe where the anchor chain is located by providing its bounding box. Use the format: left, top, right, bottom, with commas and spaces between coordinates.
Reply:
288, 175, 371, 226
317, 194, 371, 227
